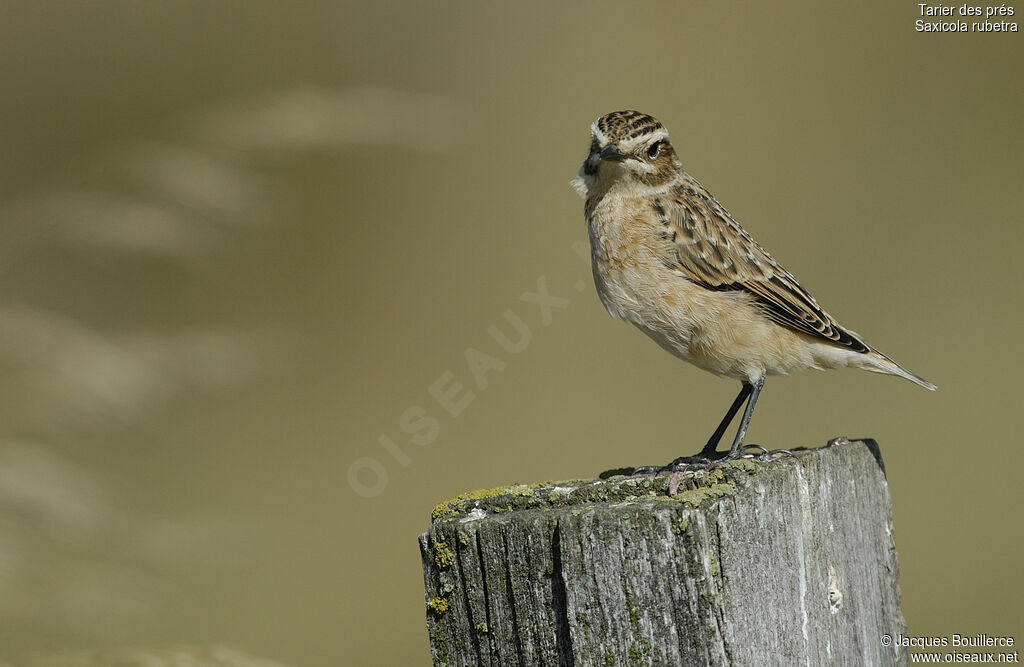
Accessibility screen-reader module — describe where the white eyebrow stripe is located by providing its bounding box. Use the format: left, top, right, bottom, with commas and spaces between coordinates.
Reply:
646, 129, 669, 143
618, 128, 671, 153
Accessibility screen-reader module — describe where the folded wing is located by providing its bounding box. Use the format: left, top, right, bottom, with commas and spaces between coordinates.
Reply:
660, 179, 869, 353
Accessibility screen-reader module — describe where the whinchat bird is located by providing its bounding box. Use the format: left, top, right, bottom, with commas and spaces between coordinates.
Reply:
572, 110, 934, 469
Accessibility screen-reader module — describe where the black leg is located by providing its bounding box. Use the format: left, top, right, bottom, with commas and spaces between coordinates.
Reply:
631, 374, 783, 477
658, 380, 757, 472
698, 382, 753, 458
725, 375, 764, 458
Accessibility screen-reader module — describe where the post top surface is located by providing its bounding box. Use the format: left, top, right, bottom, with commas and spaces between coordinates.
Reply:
427, 440, 883, 526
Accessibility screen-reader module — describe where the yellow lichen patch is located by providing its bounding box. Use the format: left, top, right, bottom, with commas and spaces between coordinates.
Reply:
428, 596, 449, 615
433, 542, 455, 569
431, 483, 542, 520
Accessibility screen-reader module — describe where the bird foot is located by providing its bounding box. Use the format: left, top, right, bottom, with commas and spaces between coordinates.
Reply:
665, 443, 793, 470
737, 443, 795, 462
630, 453, 720, 476
630, 443, 794, 477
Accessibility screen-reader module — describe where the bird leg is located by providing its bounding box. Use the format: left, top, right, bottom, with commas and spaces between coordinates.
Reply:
632, 382, 750, 474
658, 376, 767, 472
633, 376, 786, 475
698, 381, 755, 458
722, 377, 793, 461
723, 375, 764, 458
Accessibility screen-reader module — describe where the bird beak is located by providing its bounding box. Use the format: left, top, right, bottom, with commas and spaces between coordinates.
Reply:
599, 145, 631, 162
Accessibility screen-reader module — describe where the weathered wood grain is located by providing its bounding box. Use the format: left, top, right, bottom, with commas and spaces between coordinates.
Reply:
420, 439, 907, 666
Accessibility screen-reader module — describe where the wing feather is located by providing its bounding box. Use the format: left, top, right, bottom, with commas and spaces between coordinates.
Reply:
660, 179, 869, 353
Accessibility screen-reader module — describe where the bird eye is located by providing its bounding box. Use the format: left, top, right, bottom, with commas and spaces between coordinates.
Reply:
647, 141, 662, 159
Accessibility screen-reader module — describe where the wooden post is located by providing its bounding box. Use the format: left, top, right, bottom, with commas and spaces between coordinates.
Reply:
420, 439, 907, 666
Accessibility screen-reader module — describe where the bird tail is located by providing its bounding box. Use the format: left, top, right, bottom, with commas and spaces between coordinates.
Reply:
863, 350, 936, 390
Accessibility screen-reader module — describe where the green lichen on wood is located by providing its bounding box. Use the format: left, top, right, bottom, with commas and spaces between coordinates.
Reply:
433, 541, 455, 569
627, 594, 640, 624
722, 458, 758, 474
672, 515, 691, 535
428, 465, 758, 523
671, 480, 737, 508
431, 627, 450, 664
628, 638, 651, 666
436, 571, 455, 595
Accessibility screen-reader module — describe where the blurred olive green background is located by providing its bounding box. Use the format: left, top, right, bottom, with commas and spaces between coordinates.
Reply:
0, 2, 1020, 665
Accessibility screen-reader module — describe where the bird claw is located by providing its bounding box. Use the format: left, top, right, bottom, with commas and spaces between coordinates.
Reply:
629, 459, 714, 493
739, 444, 794, 462
630, 454, 716, 476
631, 441, 795, 478
664, 454, 718, 472
630, 444, 799, 496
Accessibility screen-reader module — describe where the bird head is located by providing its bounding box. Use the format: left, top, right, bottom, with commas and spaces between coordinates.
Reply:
572, 110, 680, 198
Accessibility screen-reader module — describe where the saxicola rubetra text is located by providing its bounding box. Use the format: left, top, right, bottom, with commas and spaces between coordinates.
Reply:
572, 110, 934, 469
